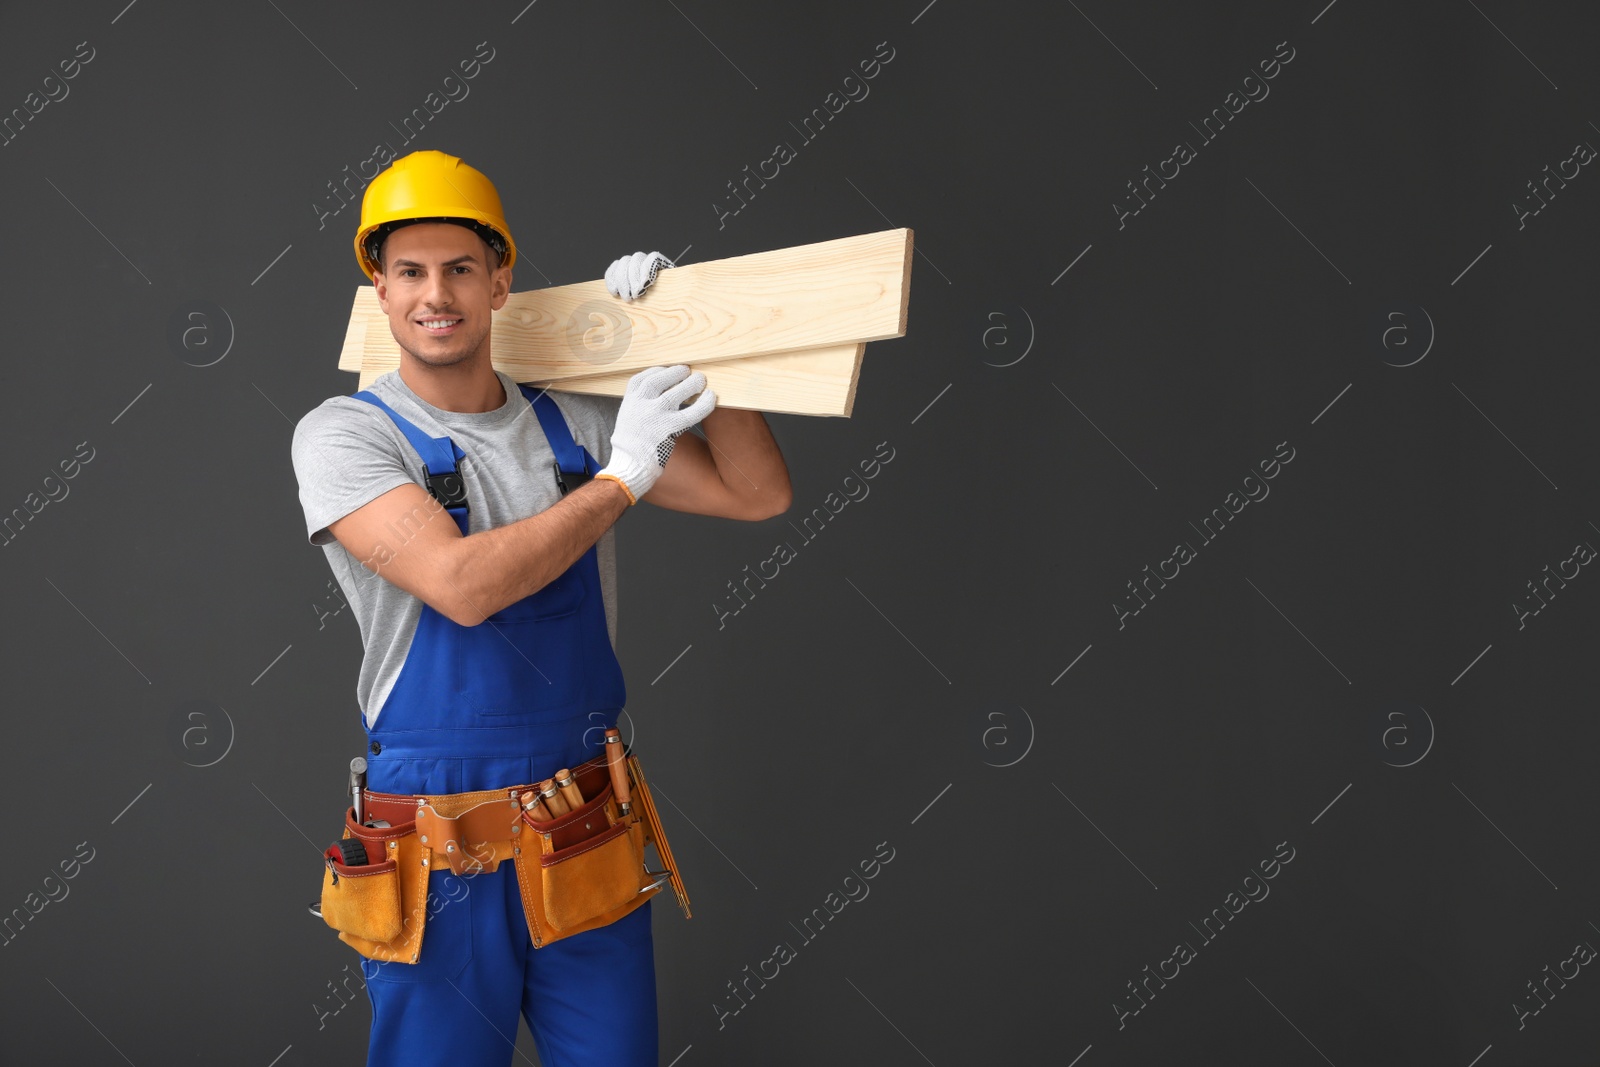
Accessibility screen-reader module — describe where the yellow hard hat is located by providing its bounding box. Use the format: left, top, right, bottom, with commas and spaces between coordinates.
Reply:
353, 150, 516, 280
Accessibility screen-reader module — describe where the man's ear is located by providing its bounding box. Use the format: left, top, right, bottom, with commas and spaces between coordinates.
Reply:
490, 264, 512, 310
372, 270, 389, 313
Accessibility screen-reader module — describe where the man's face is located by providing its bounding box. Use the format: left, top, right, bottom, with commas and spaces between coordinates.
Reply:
372, 222, 511, 370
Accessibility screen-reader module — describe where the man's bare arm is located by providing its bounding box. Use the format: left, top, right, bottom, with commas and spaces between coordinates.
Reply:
643, 406, 791, 519
327, 477, 630, 626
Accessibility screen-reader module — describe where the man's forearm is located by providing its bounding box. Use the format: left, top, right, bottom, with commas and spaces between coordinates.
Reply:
445, 477, 631, 624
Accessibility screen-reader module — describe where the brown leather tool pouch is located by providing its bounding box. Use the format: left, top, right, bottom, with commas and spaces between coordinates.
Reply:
319, 811, 431, 964
513, 752, 660, 947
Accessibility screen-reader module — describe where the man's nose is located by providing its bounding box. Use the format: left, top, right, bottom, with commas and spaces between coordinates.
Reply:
422, 271, 453, 307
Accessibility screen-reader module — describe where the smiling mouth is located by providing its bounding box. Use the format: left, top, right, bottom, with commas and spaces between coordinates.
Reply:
417, 317, 463, 334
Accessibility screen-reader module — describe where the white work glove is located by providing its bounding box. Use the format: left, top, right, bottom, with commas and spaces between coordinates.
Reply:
605, 251, 674, 301
596, 365, 717, 504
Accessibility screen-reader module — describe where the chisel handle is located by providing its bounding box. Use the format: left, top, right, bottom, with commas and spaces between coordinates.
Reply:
538, 779, 569, 817
519, 790, 553, 822
604, 729, 631, 814
555, 768, 585, 810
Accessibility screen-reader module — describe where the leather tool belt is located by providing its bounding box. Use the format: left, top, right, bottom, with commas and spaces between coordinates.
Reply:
317, 748, 690, 963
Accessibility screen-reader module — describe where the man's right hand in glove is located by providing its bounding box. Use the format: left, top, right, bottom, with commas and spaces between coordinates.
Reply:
596, 364, 718, 505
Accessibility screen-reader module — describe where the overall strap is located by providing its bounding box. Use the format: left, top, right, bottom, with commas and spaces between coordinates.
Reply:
352, 390, 471, 535
519, 385, 596, 496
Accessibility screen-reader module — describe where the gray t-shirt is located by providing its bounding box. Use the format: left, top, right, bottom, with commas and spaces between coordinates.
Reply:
291, 369, 622, 729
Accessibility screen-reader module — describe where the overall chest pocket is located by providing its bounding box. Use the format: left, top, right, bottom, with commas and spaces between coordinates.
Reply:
459, 565, 589, 716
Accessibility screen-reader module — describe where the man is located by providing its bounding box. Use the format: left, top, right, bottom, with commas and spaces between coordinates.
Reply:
291, 149, 791, 1066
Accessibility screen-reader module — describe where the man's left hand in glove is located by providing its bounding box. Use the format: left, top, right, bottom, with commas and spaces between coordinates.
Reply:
604, 251, 674, 302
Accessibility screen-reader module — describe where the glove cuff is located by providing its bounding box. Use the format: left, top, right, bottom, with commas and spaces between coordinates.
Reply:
594, 472, 638, 506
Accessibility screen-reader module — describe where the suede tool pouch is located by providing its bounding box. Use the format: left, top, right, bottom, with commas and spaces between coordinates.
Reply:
320, 848, 401, 943
540, 817, 646, 930
318, 809, 431, 964
513, 767, 659, 947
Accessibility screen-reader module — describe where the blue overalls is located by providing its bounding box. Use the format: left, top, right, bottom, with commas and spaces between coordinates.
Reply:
349, 383, 657, 1067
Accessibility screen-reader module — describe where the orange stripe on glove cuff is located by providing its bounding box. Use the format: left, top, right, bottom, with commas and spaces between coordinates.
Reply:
595, 472, 637, 506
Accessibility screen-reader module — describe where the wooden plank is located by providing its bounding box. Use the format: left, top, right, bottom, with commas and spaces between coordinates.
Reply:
346, 289, 866, 415
357, 312, 864, 416
523, 343, 861, 418
339, 228, 910, 382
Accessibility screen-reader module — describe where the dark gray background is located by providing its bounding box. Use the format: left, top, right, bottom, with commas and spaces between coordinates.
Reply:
2, 0, 1596, 1064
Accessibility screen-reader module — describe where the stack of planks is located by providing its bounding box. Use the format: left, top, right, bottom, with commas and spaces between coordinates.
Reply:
334, 228, 914, 418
